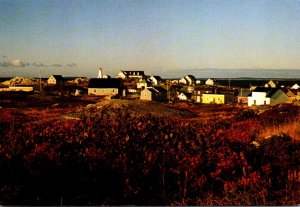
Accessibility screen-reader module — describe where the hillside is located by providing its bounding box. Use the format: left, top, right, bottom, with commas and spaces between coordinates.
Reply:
80, 99, 195, 118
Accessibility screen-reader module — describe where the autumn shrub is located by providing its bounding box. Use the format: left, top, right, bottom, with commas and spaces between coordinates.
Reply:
0, 107, 299, 205
235, 108, 259, 121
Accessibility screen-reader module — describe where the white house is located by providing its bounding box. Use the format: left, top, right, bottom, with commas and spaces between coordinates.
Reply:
178, 92, 192, 101
149, 76, 162, 85
248, 87, 288, 106
205, 78, 216, 86
140, 87, 167, 101
179, 77, 188, 85
291, 83, 300, 90
88, 78, 123, 96
47, 75, 64, 85
264, 80, 279, 88
116, 70, 145, 79
136, 79, 150, 89
179, 75, 196, 85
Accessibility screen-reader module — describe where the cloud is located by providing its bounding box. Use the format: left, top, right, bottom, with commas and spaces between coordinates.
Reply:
0, 61, 10, 67
10, 59, 26, 67
32, 62, 47, 67
0, 56, 72, 69
66, 63, 77, 67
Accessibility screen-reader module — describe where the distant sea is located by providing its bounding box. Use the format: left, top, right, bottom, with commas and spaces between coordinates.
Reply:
161, 68, 300, 79
161, 69, 300, 88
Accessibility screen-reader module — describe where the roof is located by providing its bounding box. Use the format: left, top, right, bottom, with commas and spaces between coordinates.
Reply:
185, 75, 196, 80
267, 80, 279, 85
238, 89, 251, 97
281, 88, 296, 97
88, 78, 123, 88
206, 78, 216, 81
51, 75, 64, 81
152, 76, 162, 81
154, 86, 167, 93
147, 88, 159, 93
122, 71, 145, 76
180, 92, 192, 98
250, 87, 282, 98
145, 86, 167, 94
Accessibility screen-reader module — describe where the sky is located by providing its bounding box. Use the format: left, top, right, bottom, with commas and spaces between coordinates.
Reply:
1, 0, 300, 78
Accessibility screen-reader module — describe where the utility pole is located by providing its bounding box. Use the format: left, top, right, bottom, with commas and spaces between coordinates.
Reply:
39, 70, 42, 91
168, 77, 171, 103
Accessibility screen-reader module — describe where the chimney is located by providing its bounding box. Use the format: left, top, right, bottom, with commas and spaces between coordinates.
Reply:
98, 68, 103, 79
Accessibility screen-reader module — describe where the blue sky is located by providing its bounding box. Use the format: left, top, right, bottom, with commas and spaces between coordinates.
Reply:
1, 0, 300, 78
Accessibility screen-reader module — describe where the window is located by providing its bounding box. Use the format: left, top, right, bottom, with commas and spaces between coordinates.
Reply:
94, 89, 96, 93
264, 100, 266, 105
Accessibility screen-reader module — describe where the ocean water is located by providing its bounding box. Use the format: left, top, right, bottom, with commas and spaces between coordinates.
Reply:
162, 69, 300, 79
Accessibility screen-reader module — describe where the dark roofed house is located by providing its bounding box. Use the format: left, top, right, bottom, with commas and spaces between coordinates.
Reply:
178, 92, 192, 101
88, 78, 123, 96
179, 75, 196, 85
264, 80, 280, 88
140, 86, 167, 101
116, 70, 145, 79
47, 75, 64, 85
149, 75, 163, 85
248, 87, 288, 106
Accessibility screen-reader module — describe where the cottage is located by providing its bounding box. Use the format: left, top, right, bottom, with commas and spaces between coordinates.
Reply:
178, 92, 192, 101
149, 76, 162, 85
47, 75, 64, 85
282, 88, 297, 103
192, 87, 215, 103
179, 75, 196, 86
88, 78, 123, 96
137, 79, 150, 89
205, 78, 216, 86
196, 80, 201, 85
248, 87, 288, 106
116, 70, 145, 79
264, 80, 279, 88
140, 86, 167, 101
202, 93, 234, 104
179, 77, 188, 85
291, 83, 300, 90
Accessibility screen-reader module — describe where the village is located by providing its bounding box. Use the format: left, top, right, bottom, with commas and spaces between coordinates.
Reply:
1, 68, 300, 107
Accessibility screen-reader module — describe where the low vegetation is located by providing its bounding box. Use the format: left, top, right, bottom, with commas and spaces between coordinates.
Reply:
0, 99, 300, 205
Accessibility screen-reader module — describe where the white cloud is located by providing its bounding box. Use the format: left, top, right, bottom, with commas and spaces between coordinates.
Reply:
10, 59, 26, 67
